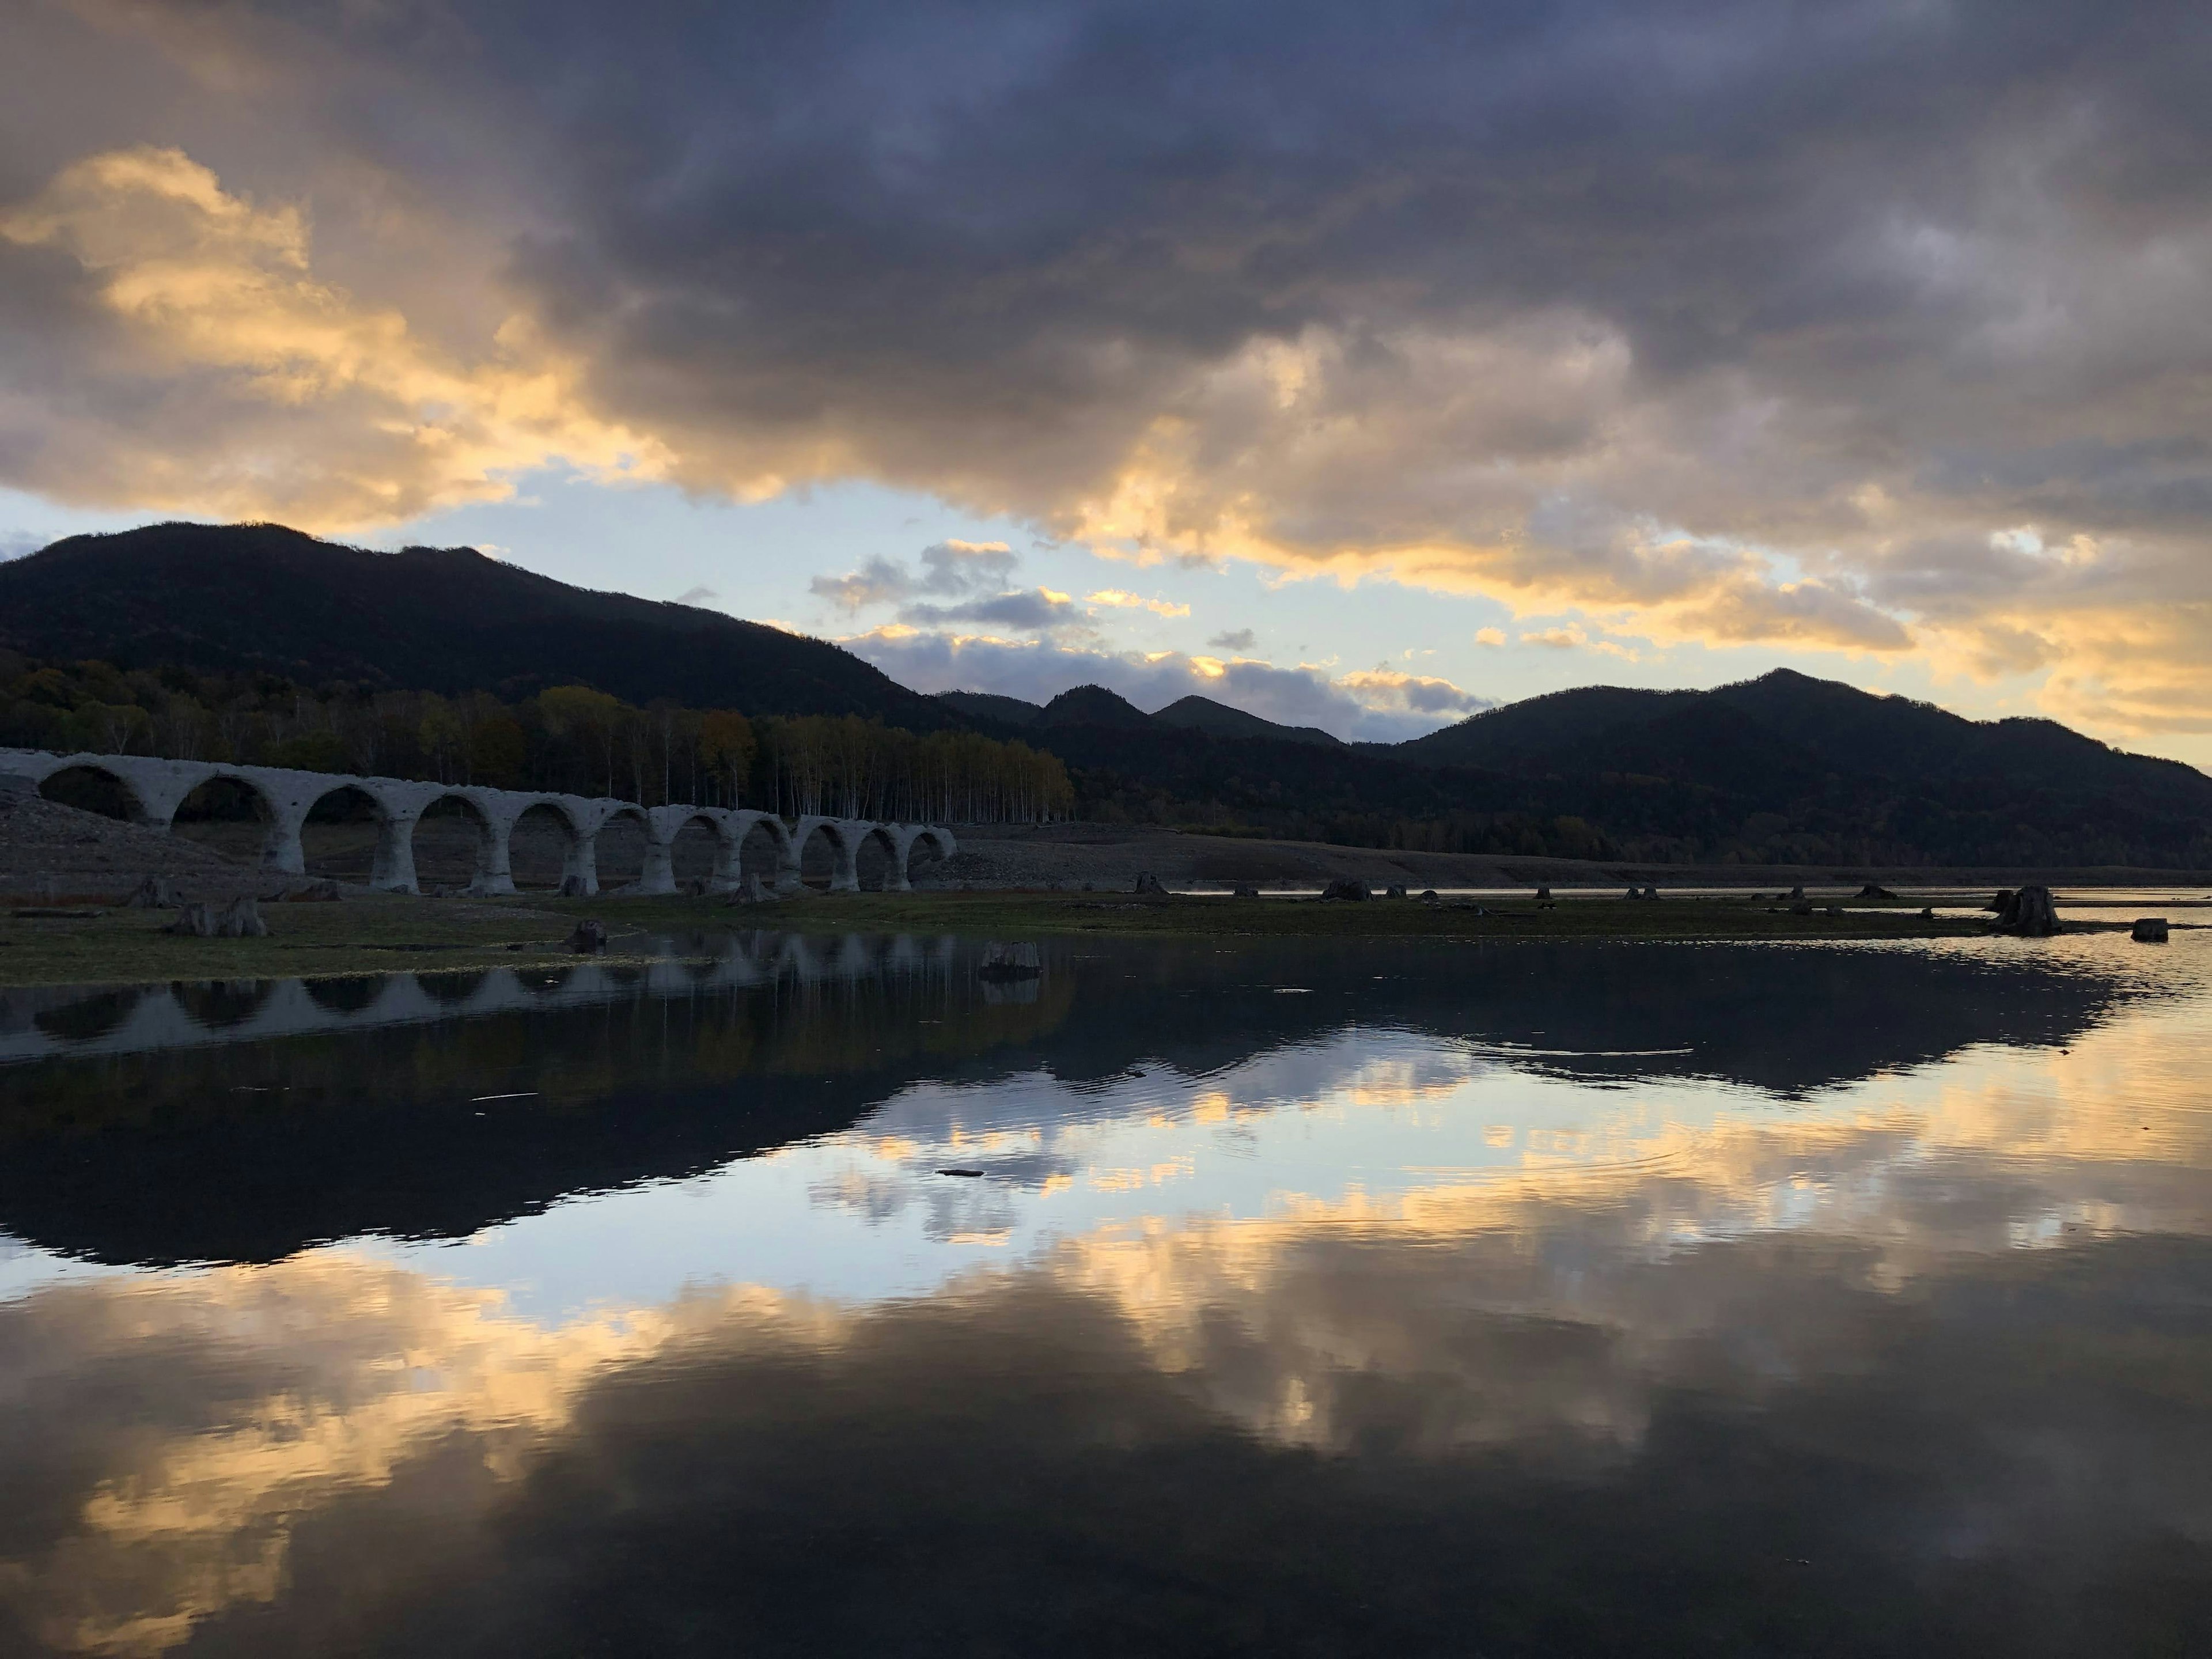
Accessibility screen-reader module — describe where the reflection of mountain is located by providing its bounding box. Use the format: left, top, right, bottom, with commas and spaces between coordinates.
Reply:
0, 938, 2138, 1266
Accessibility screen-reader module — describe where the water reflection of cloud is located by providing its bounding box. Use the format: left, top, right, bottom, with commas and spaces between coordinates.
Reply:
6, 1117, 2209, 1652
3, 957, 2208, 1650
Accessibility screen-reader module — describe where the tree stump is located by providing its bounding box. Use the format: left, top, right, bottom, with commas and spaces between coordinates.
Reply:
1994, 885, 2059, 937
218, 897, 267, 938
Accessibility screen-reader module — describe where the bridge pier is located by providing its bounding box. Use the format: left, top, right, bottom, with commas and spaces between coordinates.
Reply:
370, 808, 423, 895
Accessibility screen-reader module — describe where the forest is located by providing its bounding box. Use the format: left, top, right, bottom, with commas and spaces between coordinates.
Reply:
0, 653, 1073, 824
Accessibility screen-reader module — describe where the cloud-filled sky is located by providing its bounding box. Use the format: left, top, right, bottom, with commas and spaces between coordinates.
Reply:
2, 1, 2211, 755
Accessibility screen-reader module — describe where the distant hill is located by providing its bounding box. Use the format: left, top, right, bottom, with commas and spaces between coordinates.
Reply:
935, 687, 1340, 748
936, 691, 1043, 729
1153, 695, 1340, 748
0, 522, 956, 726
1037, 685, 1157, 730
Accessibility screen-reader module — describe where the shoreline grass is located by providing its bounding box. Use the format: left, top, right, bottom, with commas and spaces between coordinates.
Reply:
0, 888, 2047, 991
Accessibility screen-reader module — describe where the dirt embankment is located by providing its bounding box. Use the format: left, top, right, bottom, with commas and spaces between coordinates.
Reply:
927, 823, 2212, 893
0, 789, 286, 903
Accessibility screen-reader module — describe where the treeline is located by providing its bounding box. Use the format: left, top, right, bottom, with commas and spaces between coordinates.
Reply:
0, 653, 1070, 823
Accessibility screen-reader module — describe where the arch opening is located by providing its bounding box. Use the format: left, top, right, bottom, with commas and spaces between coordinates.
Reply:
33, 987, 143, 1043
169, 775, 272, 865
37, 765, 142, 823
305, 976, 384, 1016
797, 823, 844, 890
671, 816, 720, 885
416, 971, 488, 1006
855, 827, 896, 891
737, 820, 786, 886
409, 794, 494, 893
905, 830, 951, 888
508, 803, 578, 890
299, 786, 385, 883
594, 809, 649, 889
171, 979, 273, 1031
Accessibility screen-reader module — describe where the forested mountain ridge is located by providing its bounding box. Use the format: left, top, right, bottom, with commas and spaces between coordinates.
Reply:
5, 524, 2207, 865
0, 522, 956, 727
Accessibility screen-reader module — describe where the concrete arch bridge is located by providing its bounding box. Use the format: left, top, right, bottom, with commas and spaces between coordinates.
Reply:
0, 747, 956, 897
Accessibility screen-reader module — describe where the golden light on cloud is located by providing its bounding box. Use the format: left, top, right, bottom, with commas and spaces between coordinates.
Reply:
0, 147, 671, 531
1086, 589, 1191, 618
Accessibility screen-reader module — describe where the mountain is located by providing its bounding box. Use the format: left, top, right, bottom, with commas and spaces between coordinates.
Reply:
0, 522, 956, 726
1036, 685, 1156, 730
1402, 668, 2209, 806
1152, 695, 1341, 748
936, 691, 1043, 729
937, 687, 1343, 748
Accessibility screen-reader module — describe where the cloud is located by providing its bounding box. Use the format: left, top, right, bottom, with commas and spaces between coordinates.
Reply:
842, 627, 1489, 742
673, 584, 717, 604
1208, 628, 1256, 652
1473, 628, 1506, 647
899, 587, 1082, 634
1086, 589, 1190, 618
8, 6, 2212, 739
0, 146, 669, 529
810, 539, 1020, 613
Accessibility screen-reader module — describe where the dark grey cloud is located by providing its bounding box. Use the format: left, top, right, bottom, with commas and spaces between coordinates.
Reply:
1207, 628, 1256, 652
810, 539, 1020, 612
6, 1, 2212, 728
896, 587, 1081, 633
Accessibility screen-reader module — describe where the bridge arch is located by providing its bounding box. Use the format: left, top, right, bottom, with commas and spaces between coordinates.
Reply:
730, 813, 794, 892
35, 761, 156, 825
592, 804, 653, 892
794, 817, 860, 892
854, 824, 902, 892
898, 825, 956, 889
507, 799, 589, 892
409, 791, 502, 894
168, 772, 285, 865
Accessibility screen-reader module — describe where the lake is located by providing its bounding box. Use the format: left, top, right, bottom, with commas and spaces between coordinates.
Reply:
1, 927, 2207, 1656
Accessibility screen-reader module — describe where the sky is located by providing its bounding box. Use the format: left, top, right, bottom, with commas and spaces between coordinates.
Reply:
2, 1, 2210, 757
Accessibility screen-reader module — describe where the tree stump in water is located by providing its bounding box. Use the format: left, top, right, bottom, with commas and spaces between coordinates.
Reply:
1132, 872, 1168, 895
1319, 877, 1372, 902
1994, 884, 2059, 937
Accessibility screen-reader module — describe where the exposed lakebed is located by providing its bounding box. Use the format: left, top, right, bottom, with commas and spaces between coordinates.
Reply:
1, 930, 2208, 1654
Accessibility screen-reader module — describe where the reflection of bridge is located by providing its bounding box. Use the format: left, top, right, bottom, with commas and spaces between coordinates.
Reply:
0, 747, 955, 897
0, 930, 964, 1065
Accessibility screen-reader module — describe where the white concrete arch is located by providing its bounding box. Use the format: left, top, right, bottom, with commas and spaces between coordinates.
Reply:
723, 810, 797, 894
892, 824, 958, 889
789, 815, 888, 893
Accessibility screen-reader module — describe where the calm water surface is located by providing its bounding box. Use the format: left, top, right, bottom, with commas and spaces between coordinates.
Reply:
1, 927, 2208, 1656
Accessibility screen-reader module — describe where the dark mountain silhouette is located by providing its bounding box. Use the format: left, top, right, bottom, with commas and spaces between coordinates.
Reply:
1022, 666, 2212, 867
3, 521, 2204, 864
0, 521, 956, 725
1153, 694, 1341, 747
1037, 684, 1156, 730
935, 687, 1341, 748
936, 691, 1044, 728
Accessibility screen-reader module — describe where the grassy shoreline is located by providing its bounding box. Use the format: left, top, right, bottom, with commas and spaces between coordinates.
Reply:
0, 888, 2055, 990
